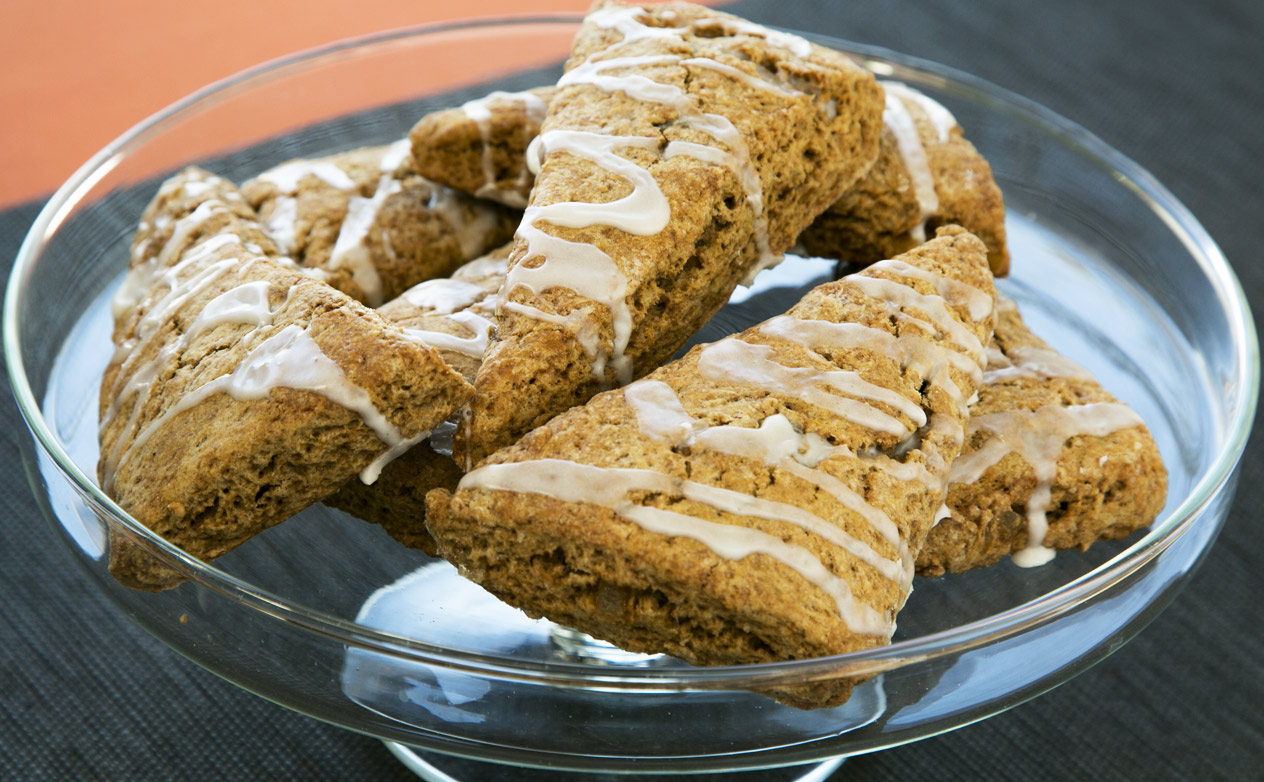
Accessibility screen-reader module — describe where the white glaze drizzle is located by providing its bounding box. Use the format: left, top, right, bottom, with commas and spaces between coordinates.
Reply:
680, 57, 799, 96
696, 338, 923, 435
588, 5, 690, 44
526, 131, 670, 233
102, 241, 271, 488
504, 6, 819, 383
329, 175, 398, 306
758, 315, 980, 417
392, 253, 506, 361
881, 85, 939, 244
947, 402, 1145, 567
507, 219, 634, 383
106, 189, 416, 488
558, 48, 787, 281
256, 143, 417, 289
426, 184, 504, 261
117, 324, 414, 487
264, 197, 299, 255
103, 252, 271, 486
506, 130, 671, 382
457, 241, 990, 624
378, 139, 412, 173
624, 380, 913, 592
881, 82, 957, 143
403, 278, 490, 315
115, 204, 233, 318
874, 259, 992, 322
402, 310, 494, 359
694, 16, 814, 59
459, 458, 891, 636
461, 90, 549, 208
186, 279, 277, 339
259, 160, 357, 193
982, 344, 1095, 384
848, 275, 987, 362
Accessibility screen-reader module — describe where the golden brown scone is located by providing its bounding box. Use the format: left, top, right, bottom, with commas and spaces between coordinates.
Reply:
457, 1, 885, 465
101, 168, 473, 590
325, 445, 464, 554
125, 168, 279, 285
324, 245, 512, 554
797, 81, 1009, 275
428, 227, 995, 709
916, 297, 1166, 576
410, 88, 554, 209
241, 141, 518, 306
409, 79, 1007, 276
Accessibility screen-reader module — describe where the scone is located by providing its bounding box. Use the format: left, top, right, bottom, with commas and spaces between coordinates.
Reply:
410, 88, 553, 209
241, 141, 518, 306
917, 296, 1167, 575
410, 81, 1007, 276
427, 227, 995, 708
101, 167, 473, 590
324, 244, 511, 553
797, 82, 1009, 275
458, 0, 885, 465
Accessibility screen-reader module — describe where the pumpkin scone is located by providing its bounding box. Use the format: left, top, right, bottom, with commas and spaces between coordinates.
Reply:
456, 1, 885, 465
241, 141, 518, 306
410, 88, 554, 209
797, 81, 1009, 275
917, 296, 1167, 575
101, 168, 473, 590
325, 245, 511, 554
427, 227, 995, 709
409, 79, 1007, 276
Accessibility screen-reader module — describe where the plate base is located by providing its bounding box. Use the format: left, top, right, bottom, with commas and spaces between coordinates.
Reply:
384, 742, 845, 782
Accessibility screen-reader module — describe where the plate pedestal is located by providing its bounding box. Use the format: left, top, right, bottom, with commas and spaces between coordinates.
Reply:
385, 743, 846, 782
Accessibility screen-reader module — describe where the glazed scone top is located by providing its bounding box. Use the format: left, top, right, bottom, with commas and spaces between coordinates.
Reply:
506, 1, 878, 383
446, 228, 996, 642
101, 167, 468, 491
946, 296, 1151, 566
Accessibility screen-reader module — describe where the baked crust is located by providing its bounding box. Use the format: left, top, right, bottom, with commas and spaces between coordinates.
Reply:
325, 244, 512, 554
408, 80, 1008, 277
427, 227, 994, 708
101, 167, 473, 590
797, 82, 1009, 275
917, 298, 1167, 575
410, 87, 554, 209
457, 0, 885, 465
242, 143, 517, 306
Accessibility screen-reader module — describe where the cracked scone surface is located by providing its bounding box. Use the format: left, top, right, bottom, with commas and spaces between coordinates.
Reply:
101, 168, 473, 590
457, 0, 885, 464
242, 142, 518, 306
427, 227, 994, 708
917, 298, 1167, 576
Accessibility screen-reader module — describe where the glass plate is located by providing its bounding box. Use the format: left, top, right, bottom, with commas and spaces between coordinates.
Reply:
5, 14, 1257, 776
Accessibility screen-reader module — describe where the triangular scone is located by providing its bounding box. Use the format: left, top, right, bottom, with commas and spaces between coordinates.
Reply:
410, 80, 1007, 276
427, 227, 995, 708
410, 88, 553, 209
797, 82, 1008, 275
917, 296, 1167, 575
325, 245, 511, 553
101, 168, 473, 590
457, 1, 885, 464
241, 142, 517, 306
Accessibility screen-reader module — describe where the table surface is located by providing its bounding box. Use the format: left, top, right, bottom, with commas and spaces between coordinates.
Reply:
2, 1, 1262, 779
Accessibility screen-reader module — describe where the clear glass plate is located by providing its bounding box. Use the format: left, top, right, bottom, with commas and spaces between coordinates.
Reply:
5, 15, 1257, 776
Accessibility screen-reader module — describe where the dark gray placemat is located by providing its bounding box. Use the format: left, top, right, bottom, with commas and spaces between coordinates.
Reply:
2, 0, 1261, 779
